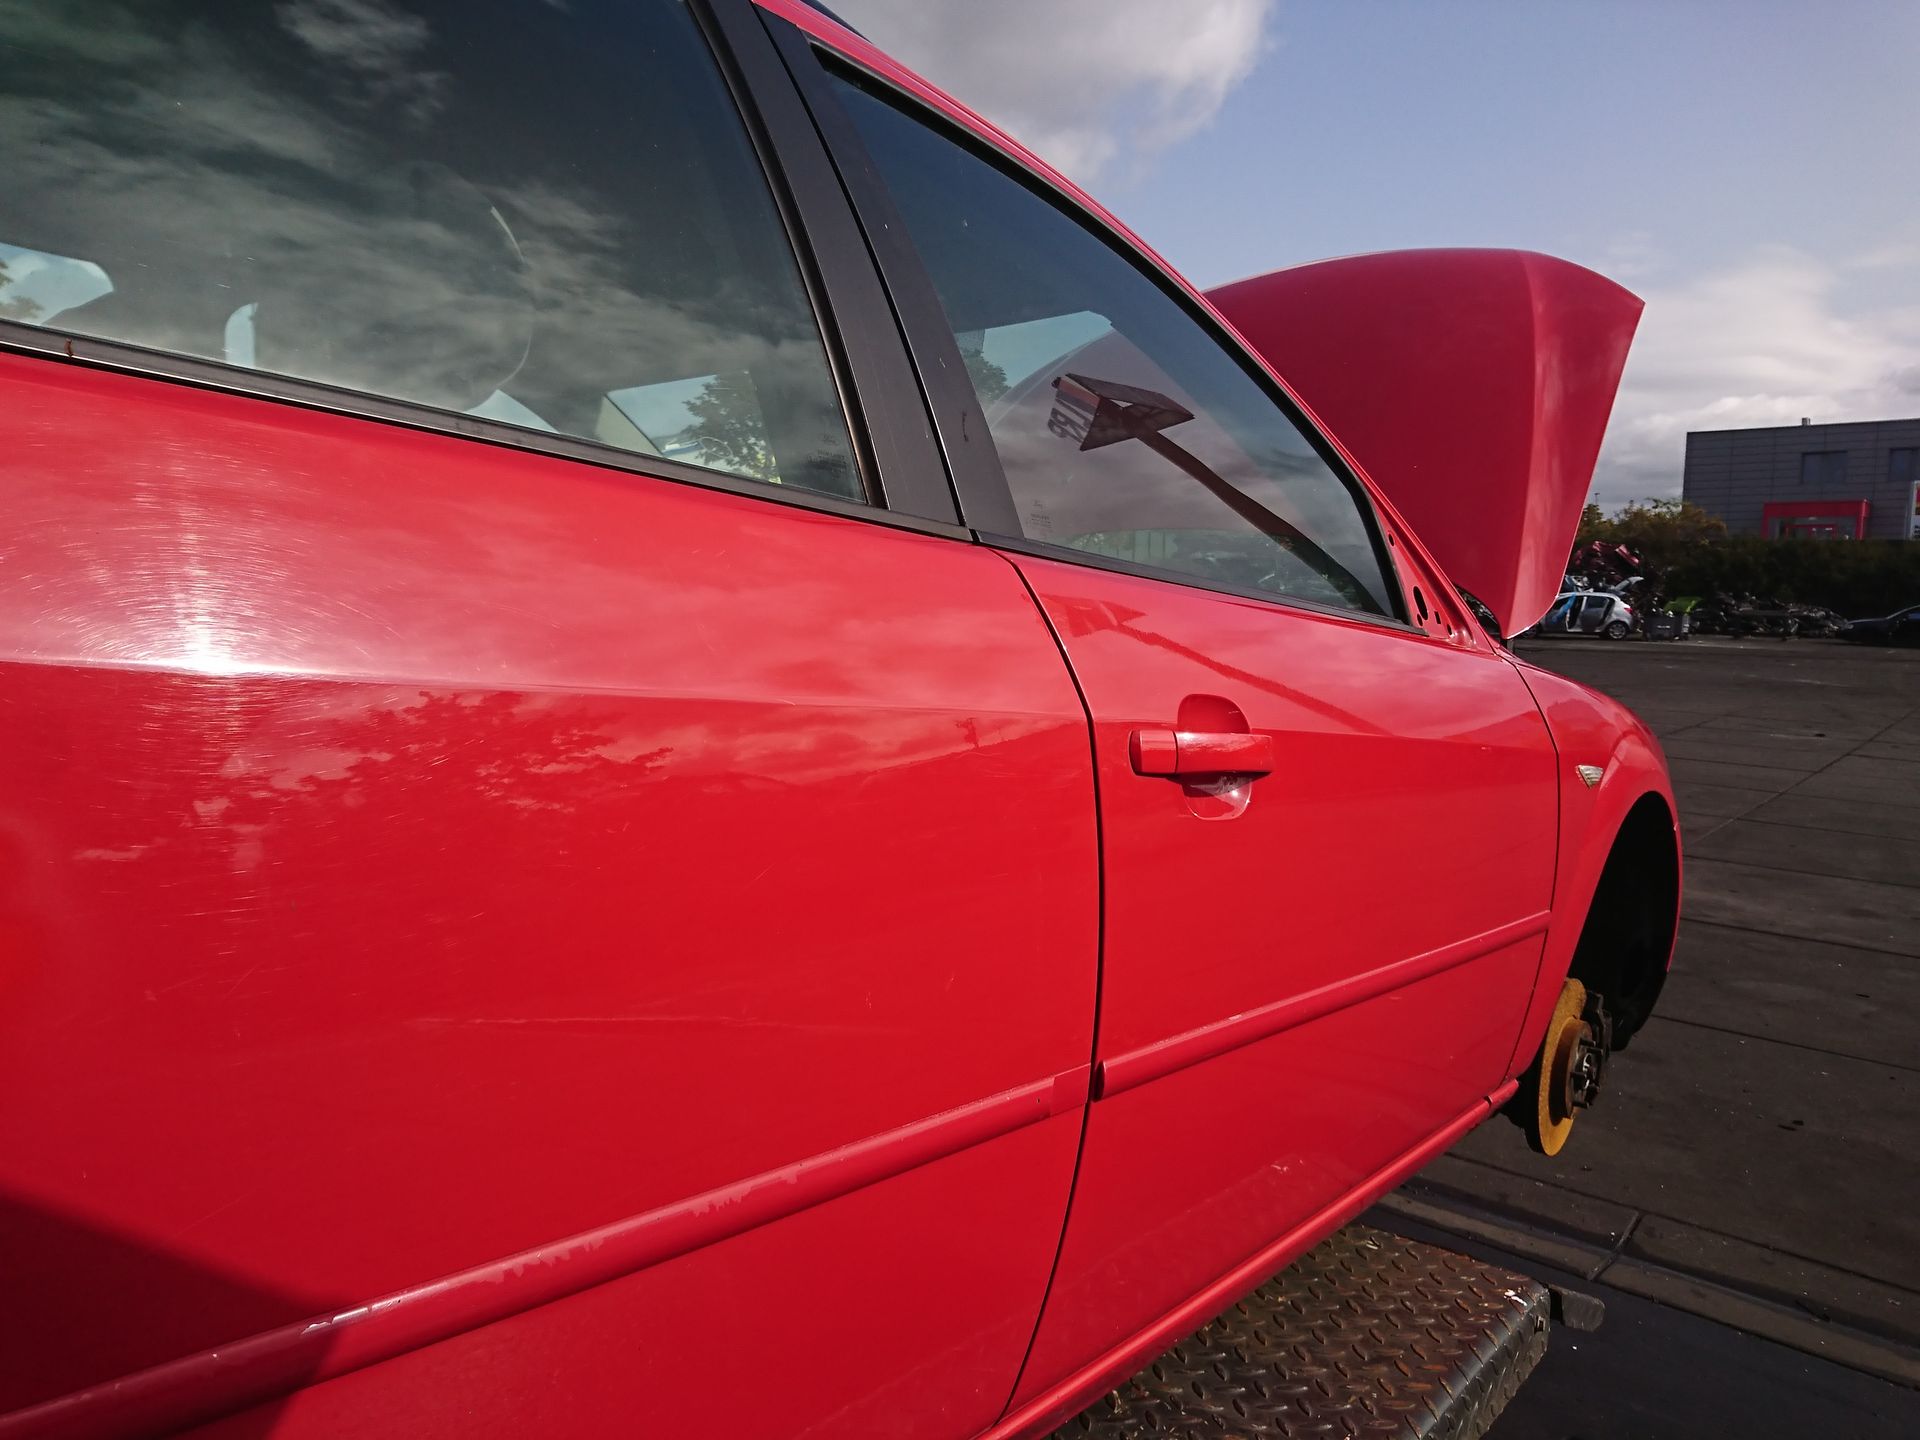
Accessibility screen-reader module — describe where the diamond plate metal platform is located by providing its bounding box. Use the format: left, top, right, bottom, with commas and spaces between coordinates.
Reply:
1052, 1224, 1550, 1439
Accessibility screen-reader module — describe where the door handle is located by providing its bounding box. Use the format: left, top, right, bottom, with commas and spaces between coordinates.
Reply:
1129, 728, 1274, 778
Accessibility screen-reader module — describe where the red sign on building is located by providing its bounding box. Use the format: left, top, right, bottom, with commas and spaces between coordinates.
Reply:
1760, 499, 1871, 539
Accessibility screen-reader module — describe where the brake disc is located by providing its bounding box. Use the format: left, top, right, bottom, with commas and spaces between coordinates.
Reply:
1525, 977, 1593, 1156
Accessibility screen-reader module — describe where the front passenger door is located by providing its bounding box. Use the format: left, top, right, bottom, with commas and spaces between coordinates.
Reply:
813, 65, 1562, 1399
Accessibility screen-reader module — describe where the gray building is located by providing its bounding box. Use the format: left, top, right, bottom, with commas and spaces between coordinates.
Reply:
1682, 416, 1920, 540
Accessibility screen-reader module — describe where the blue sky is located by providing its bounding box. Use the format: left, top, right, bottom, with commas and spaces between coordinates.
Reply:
835, 0, 1920, 506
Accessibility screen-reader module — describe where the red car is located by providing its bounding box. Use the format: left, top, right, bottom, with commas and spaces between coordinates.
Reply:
0, 2, 1678, 1435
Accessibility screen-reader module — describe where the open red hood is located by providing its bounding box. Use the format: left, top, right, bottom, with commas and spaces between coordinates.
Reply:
1207, 250, 1641, 638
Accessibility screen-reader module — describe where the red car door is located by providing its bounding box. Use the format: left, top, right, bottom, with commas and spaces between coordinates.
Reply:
807, 59, 1561, 1399
0, 5, 1094, 1436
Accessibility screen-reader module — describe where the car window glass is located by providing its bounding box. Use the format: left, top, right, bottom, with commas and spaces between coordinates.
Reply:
0, 0, 860, 500
827, 70, 1394, 615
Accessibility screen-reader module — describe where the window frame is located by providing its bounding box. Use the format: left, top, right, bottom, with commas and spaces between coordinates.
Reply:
767, 12, 1413, 629
0, 0, 967, 538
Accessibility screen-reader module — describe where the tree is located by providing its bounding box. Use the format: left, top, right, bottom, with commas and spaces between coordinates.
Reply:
1567, 495, 1920, 615
1574, 502, 1612, 547
0, 257, 42, 322
1569, 497, 1726, 591
1607, 497, 1726, 562
963, 348, 1010, 406
683, 371, 776, 482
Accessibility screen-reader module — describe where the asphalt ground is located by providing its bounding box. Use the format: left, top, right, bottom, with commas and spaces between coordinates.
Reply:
1374, 1209, 1920, 1439
1391, 634, 1920, 1413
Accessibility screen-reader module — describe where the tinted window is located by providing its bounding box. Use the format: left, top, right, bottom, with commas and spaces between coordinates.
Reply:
1799, 451, 1848, 487
0, 0, 859, 499
828, 72, 1393, 615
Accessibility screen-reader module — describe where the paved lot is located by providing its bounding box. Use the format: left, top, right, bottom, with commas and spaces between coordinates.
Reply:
1378, 1211, 1920, 1440
1393, 635, 1920, 1401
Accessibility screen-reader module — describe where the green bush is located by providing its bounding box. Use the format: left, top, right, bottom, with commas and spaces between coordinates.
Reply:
1665, 537, 1920, 618
1578, 498, 1920, 618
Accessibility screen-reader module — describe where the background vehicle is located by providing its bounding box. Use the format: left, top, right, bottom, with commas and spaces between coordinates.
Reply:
1687, 594, 1847, 639
0, 2, 1679, 1436
1528, 590, 1638, 639
1840, 603, 1920, 645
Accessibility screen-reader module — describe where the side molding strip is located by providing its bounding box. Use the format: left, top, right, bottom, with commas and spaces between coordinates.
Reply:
1, 1070, 1085, 1440
1096, 912, 1551, 1099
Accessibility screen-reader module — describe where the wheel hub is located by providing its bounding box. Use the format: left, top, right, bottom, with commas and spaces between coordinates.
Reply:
1567, 1026, 1607, 1110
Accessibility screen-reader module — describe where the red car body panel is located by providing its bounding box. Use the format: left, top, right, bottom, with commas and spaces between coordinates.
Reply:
0, 355, 1096, 1436
997, 555, 1557, 1393
1207, 250, 1644, 640
0, 4, 1679, 1437
173, 1117, 1085, 1440
1502, 661, 1680, 1073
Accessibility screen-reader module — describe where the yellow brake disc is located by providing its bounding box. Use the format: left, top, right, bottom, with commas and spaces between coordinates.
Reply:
1525, 977, 1589, 1156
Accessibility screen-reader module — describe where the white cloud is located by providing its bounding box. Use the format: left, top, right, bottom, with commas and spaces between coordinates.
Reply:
1846, 224, 1920, 272
824, 0, 1275, 183
1596, 230, 1666, 282
1592, 247, 1920, 506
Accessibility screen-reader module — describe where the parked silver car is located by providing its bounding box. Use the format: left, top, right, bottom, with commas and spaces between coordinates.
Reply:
1530, 590, 1637, 639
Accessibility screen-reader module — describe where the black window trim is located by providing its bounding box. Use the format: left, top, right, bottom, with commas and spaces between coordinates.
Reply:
697, 0, 961, 527
0, 0, 969, 540
988, 527, 1432, 634
768, 14, 1414, 629
759, 9, 1024, 540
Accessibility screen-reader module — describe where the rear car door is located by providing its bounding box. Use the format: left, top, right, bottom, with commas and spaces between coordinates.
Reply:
785, 47, 1562, 1397
0, 4, 1094, 1435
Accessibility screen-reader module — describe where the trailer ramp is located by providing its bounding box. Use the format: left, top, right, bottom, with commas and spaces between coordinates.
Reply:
1053, 1223, 1550, 1439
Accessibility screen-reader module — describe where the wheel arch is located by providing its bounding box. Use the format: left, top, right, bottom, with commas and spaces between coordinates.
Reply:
1502, 656, 1683, 1078
1564, 791, 1679, 1046
1507, 777, 1681, 1079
